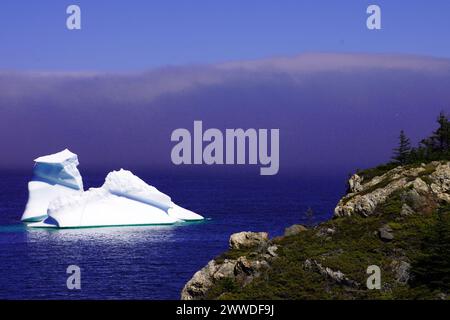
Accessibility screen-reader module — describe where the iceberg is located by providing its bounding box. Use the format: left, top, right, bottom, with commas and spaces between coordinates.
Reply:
23, 150, 204, 228
21, 149, 84, 222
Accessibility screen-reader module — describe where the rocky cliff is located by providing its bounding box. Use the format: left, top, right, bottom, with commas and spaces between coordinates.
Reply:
181, 161, 450, 300
334, 162, 450, 217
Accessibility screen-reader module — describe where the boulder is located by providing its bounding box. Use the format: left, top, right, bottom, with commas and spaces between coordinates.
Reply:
267, 245, 278, 257
378, 225, 394, 242
410, 178, 429, 193
234, 257, 253, 276
234, 257, 270, 286
213, 259, 236, 281
284, 224, 307, 237
401, 189, 425, 211
430, 162, 450, 202
400, 203, 415, 216
391, 260, 411, 284
317, 227, 336, 237
304, 259, 359, 288
181, 260, 220, 300
348, 174, 363, 193
437, 293, 448, 300
229, 232, 269, 250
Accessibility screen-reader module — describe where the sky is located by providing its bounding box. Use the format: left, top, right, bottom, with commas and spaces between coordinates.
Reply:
1, 0, 450, 71
0, 2, 450, 175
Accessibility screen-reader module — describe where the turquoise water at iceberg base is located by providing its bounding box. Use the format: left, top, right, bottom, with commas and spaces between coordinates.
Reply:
0, 170, 345, 299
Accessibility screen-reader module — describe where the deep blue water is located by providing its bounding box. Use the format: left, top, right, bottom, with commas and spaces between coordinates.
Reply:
0, 171, 345, 299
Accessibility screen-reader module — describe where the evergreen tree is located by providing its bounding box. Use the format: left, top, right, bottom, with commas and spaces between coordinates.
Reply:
435, 111, 450, 152
420, 111, 450, 158
392, 130, 412, 164
411, 206, 450, 292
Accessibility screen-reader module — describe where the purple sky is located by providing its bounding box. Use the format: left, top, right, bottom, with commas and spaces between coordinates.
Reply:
1, 53, 449, 175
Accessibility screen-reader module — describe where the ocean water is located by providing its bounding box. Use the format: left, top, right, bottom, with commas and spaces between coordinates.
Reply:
0, 170, 345, 299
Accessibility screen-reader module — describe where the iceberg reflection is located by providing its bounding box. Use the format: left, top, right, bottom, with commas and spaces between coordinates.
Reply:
25, 224, 180, 244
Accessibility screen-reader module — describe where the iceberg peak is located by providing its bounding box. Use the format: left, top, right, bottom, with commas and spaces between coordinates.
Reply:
34, 148, 78, 165
21, 149, 84, 222
102, 169, 172, 210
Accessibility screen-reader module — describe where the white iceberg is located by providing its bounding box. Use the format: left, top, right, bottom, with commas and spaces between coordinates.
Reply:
23, 151, 204, 228
21, 149, 84, 222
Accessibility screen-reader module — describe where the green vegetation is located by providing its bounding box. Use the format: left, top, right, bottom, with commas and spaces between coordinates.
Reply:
392, 130, 412, 165
356, 163, 398, 182
199, 112, 450, 301
411, 204, 450, 292
417, 112, 450, 161
358, 111, 450, 181
209, 190, 448, 300
400, 111, 450, 164
215, 248, 253, 264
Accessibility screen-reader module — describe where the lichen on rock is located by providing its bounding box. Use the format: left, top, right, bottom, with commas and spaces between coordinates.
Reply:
334, 162, 450, 218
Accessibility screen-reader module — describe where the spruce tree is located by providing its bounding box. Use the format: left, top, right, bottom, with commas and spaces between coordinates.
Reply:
411, 206, 450, 292
420, 111, 450, 158
392, 130, 412, 165
436, 111, 450, 152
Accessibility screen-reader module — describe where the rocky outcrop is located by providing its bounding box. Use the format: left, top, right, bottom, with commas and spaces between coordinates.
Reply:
378, 225, 394, 242
390, 260, 411, 284
348, 174, 363, 193
181, 260, 227, 300
334, 162, 450, 217
266, 245, 278, 257
304, 259, 359, 288
234, 256, 270, 286
181, 231, 273, 300
284, 224, 307, 236
182, 160, 450, 300
400, 203, 415, 216
229, 232, 269, 250
317, 227, 336, 238
429, 162, 450, 202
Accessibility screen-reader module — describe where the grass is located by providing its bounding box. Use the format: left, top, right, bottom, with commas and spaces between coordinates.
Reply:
356, 163, 399, 182
342, 161, 440, 206
214, 248, 254, 264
